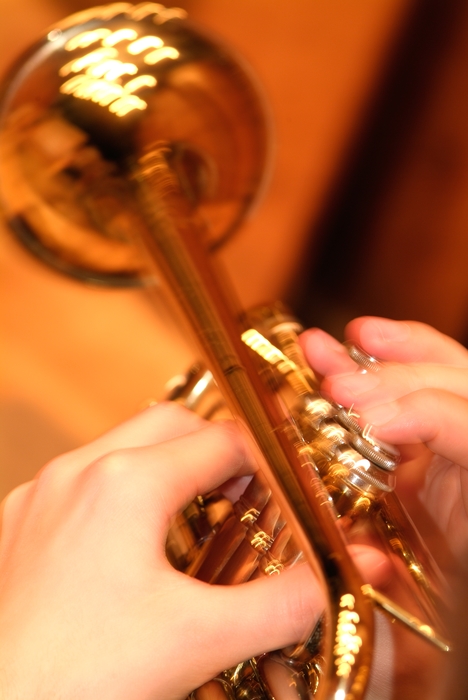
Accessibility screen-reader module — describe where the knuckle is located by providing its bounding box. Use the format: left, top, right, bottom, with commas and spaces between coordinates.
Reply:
2, 480, 34, 511
206, 420, 247, 461
30, 453, 71, 492
90, 449, 134, 481
208, 418, 237, 440
80, 450, 144, 508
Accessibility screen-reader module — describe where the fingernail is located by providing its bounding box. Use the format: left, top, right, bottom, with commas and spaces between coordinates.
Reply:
370, 319, 410, 343
362, 402, 399, 426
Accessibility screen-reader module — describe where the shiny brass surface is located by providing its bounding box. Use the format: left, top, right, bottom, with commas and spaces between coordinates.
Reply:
134, 143, 374, 699
0, 5, 450, 699
0, 2, 268, 284
168, 313, 450, 698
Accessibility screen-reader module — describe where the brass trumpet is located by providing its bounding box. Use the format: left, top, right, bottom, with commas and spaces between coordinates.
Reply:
0, 4, 450, 698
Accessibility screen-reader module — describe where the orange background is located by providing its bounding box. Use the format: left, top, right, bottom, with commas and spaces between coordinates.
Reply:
0, 0, 421, 496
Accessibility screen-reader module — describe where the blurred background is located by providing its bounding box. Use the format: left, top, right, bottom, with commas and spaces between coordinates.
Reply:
2, 0, 468, 499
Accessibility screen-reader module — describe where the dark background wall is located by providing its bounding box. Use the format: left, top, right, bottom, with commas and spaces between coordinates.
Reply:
292, 0, 468, 345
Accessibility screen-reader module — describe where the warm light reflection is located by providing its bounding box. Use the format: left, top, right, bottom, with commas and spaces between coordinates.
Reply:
240, 507, 260, 524
131, 3, 187, 22
131, 2, 166, 20
333, 594, 362, 679
99, 3, 134, 20
127, 35, 164, 54
264, 560, 284, 575
102, 28, 138, 46
51, 3, 186, 33
60, 74, 150, 112
109, 95, 147, 116
153, 7, 187, 23
124, 75, 157, 92
65, 28, 112, 51
250, 531, 274, 551
241, 328, 296, 373
59, 25, 179, 116
338, 449, 370, 472
60, 48, 118, 76
144, 46, 180, 65
87, 60, 138, 80
61, 75, 124, 106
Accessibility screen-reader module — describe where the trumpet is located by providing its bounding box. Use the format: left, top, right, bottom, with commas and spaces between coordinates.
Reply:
0, 4, 450, 698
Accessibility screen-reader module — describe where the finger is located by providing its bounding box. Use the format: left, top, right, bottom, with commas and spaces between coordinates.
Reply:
51, 402, 208, 470
80, 420, 256, 528
359, 388, 468, 469
321, 362, 468, 410
345, 317, 468, 366
0, 481, 34, 546
181, 545, 390, 679
300, 328, 356, 378
360, 389, 468, 549
349, 544, 391, 589
143, 564, 323, 698
190, 564, 323, 675
220, 475, 253, 502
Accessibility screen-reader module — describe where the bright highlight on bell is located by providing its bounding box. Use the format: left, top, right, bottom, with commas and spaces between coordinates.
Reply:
59, 26, 179, 116
103, 29, 138, 46
126, 35, 164, 53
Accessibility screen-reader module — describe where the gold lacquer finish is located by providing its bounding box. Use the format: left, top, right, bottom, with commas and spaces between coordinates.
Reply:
0, 2, 268, 284
133, 144, 375, 698
0, 4, 450, 699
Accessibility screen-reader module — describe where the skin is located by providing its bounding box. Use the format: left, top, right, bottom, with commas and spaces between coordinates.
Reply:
0, 400, 385, 700
301, 316, 468, 565
302, 317, 468, 698
2, 315, 463, 699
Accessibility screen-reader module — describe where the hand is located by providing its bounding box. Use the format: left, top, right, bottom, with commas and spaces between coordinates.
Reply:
301, 316, 468, 566
0, 399, 390, 700
0, 402, 323, 700
301, 316, 468, 698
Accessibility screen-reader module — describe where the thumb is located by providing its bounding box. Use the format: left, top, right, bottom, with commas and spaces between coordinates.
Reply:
192, 563, 323, 677
172, 564, 324, 688
187, 544, 390, 678
140, 564, 322, 700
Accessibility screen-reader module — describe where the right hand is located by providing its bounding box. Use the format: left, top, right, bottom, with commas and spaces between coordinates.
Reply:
301, 317, 468, 698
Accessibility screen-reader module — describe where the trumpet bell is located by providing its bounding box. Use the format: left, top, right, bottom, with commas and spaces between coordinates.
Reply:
0, 2, 269, 284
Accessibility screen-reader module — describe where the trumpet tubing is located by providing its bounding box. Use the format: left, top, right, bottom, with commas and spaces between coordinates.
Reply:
0, 4, 449, 699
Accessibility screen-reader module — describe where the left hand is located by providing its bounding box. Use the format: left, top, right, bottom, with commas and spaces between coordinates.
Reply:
0, 402, 323, 700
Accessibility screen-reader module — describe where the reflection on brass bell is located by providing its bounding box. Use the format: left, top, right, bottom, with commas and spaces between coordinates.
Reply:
0, 3, 270, 285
